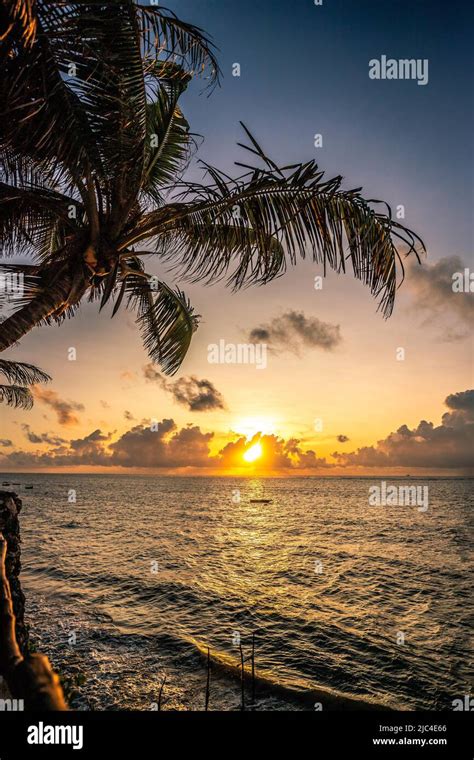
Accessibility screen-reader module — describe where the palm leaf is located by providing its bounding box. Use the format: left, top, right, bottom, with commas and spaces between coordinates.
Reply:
136, 4, 220, 87
0, 383, 33, 409
0, 358, 51, 385
122, 125, 424, 316
0, 0, 37, 53
0, 1, 217, 222
141, 64, 194, 204
0, 5, 102, 193
132, 278, 200, 375
0, 181, 81, 257
157, 222, 286, 287
0, 357, 50, 411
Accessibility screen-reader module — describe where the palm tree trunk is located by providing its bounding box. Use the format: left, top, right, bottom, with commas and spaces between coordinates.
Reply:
0, 272, 87, 352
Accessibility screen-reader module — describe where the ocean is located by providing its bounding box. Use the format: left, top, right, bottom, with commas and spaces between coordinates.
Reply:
2, 474, 472, 711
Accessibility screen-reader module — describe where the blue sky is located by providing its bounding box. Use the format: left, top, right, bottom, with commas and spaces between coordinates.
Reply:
175, 0, 473, 260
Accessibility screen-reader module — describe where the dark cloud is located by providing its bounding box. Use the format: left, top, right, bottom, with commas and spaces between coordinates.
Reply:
32, 387, 84, 426
4, 429, 113, 468
124, 410, 135, 421
21, 424, 66, 446
0, 439, 12, 447
109, 420, 214, 468
442, 390, 474, 428
249, 327, 271, 341
247, 310, 341, 354
445, 389, 474, 413
333, 389, 474, 470
143, 364, 226, 412
406, 256, 474, 340
337, 434, 350, 443
70, 429, 112, 449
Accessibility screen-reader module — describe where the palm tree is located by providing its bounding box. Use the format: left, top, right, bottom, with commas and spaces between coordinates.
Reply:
0, 1, 424, 376
0, 358, 50, 408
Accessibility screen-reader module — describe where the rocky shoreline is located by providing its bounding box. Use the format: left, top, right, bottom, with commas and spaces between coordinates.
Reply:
0, 490, 67, 709
0, 491, 29, 654
0, 490, 28, 700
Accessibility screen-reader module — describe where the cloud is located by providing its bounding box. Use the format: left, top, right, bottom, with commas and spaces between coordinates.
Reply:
444, 389, 474, 412
1, 419, 330, 472
247, 310, 341, 354
120, 370, 138, 384
65, 429, 113, 465
32, 387, 84, 426
109, 420, 214, 468
124, 410, 135, 421
217, 433, 331, 470
70, 429, 112, 449
333, 389, 474, 470
0, 439, 12, 447
406, 256, 474, 340
144, 364, 226, 412
21, 424, 66, 446
4, 429, 113, 468
3, 391, 471, 472
337, 434, 349, 443
442, 390, 474, 428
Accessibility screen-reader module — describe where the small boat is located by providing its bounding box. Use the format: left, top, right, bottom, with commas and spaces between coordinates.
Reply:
25, 485, 34, 490
250, 498, 272, 504
2, 481, 10, 486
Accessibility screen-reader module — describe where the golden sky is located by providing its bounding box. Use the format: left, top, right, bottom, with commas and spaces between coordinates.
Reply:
1, 257, 472, 476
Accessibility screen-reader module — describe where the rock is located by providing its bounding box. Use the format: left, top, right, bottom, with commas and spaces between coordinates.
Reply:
0, 491, 29, 655
0, 675, 11, 699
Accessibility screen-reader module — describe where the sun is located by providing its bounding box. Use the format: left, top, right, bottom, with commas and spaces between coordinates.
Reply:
243, 442, 263, 463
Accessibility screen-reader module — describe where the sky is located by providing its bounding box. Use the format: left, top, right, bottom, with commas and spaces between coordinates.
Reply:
0, 0, 472, 475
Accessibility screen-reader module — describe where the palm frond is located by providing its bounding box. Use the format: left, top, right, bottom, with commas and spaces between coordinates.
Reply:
123, 125, 424, 315
136, 4, 220, 88
0, 182, 81, 257
0, 0, 37, 52
156, 222, 286, 287
130, 278, 200, 375
0, 383, 33, 409
0, 356, 50, 410
141, 63, 194, 205
49, 2, 148, 224
0, 5, 103, 193
0, 358, 51, 385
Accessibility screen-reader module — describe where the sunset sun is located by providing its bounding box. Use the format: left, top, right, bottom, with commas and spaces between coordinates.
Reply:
243, 442, 263, 463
